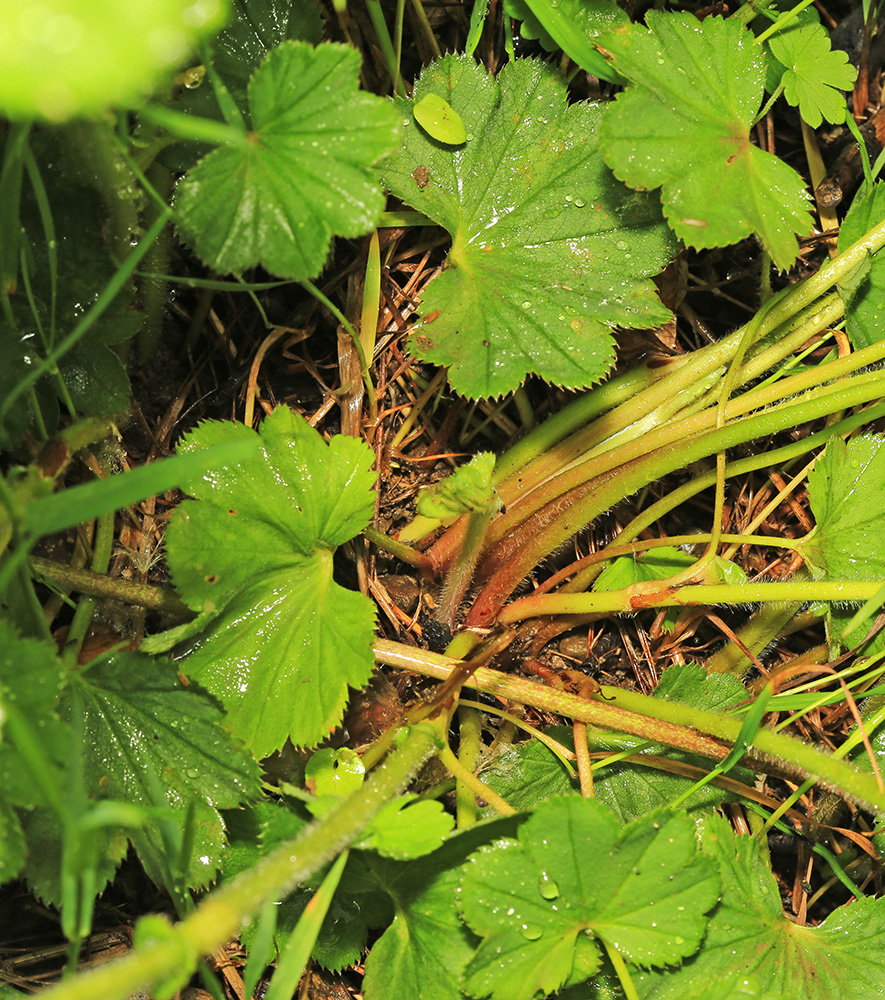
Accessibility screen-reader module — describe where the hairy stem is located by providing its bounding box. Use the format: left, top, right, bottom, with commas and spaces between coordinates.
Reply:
42, 723, 442, 1000
374, 639, 885, 813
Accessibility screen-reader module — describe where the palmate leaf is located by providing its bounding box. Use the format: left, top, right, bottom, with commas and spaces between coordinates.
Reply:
167, 405, 377, 755
598, 13, 812, 270
212, 0, 324, 88
800, 435, 885, 581
460, 798, 719, 1000
634, 816, 885, 1000
164, 0, 324, 171
381, 55, 674, 399
768, 20, 856, 129
361, 818, 521, 1000
175, 41, 401, 281
0, 622, 68, 886
62, 651, 261, 890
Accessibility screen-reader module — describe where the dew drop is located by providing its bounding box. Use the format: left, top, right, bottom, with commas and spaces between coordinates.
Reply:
539, 876, 560, 900
520, 923, 544, 940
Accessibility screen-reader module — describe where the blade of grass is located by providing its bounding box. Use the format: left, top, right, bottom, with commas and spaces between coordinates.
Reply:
263, 851, 349, 1000
22, 437, 260, 539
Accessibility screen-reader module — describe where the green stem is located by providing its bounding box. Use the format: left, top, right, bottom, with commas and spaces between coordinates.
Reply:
575, 399, 885, 594
41, 723, 442, 1000
492, 365, 660, 483
466, 368, 885, 626
29, 556, 190, 618
436, 506, 496, 630
603, 941, 640, 1000
65, 510, 115, 658
477, 298, 859, 563
364, 0, 404, 93
427, 291, 840, 572
438, 743, 516, 817
456, 706, 483, 827
500, 581, 883, 623
373, 640, 885, 812
363, 526, 433, 572
137, 105, 247, 147
705, 602, 806, 676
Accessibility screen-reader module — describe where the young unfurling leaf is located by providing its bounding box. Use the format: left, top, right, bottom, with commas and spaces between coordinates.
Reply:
417, 453, 500, 519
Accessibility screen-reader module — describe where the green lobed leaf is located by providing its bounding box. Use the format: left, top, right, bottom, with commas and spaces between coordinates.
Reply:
503, 0, 628, 84
0, 622, 68, 811
229, 801, 453, 975
20, 809, 128, 907
212, 0, 323, 88
837, 182, 885, 350
163, 0, 324, 171
357, 796, 455, 860
460, 798, 719, 1000
768, 20, 856, 129
800, 435, 885, 581
61, 650, 261, 889
0, 0, 227, 121
167, 405, 377, 754
175, 41, 401, 281
380, 54, 674, 399
362, 817, 521, 1000
0, 800, 26, 886
634, 815, 885, 999
259, 809, 393, 973
598, 13, 812, 270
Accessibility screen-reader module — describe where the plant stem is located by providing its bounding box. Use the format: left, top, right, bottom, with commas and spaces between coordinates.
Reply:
425, 292, 837, 572
41, 722, 442, 1000
439, 741, 516, 816
436, 506, 495, 630
29, 556, 190, 617
582, 399, 885, 589
476, 301, 863, 563
466, 369, 885, 626
65, 510, 115, 658
456, 706, 484, 826
373, 640, 885, 812
500, 581, 883, 623
363, 526, 433, 572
